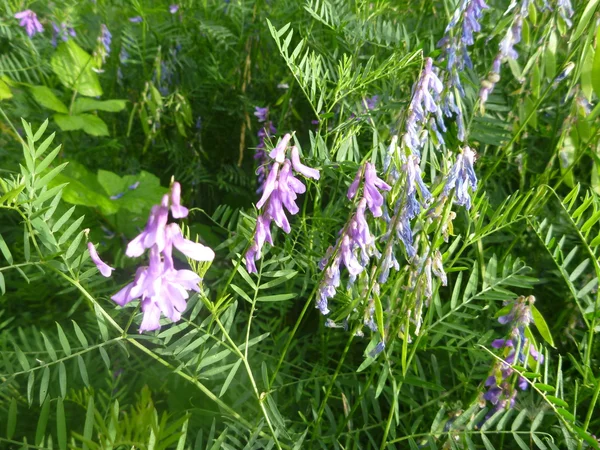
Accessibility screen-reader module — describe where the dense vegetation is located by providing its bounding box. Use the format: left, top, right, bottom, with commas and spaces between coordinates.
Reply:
1, 0, 599, 448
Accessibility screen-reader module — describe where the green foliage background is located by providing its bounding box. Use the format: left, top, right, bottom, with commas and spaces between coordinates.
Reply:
0, 0, 599, 448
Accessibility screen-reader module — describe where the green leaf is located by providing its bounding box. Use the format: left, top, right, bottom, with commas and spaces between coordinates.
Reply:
592, 25, 600, 99
78, 355, 90, 387
6, 397, 17, 439
219, 359, 242, 397
54, 114, 109, 136
230, 283, 253, 303
58, 361, 67, 397
546, 395, 569, 408
373, 292, 385, 339
531, 304, 555, 347
35, 399, 50, 446
255, 293, 296, 302
0, 233, 13, 264
0, 79, 12, 100
39, 366, 50, 405
27, 371, 35, 406
571, 0, 600, 43
258, 270, 297, 289
72, 320, 89, 348
56, 323, 72, 356
534, 383, 556, 392
556, 407, 575, 422
72, 98, 127, 114
57, 397, 67, 450
29, 86, 69, 113
0, 272, 4, 296
51, 41, 102, 97
82, 396, 94, 450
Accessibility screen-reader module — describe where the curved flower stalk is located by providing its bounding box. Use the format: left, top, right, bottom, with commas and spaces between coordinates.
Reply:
89, 181, 214, 332
316, 162, 390, 315
245, 134, 320, 274
481, 296, 544, 418
254, 106, 277, 193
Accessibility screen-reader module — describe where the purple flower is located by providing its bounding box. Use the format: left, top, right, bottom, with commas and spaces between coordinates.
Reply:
443, 146, 478, 209
51, 22, 76, 47
99, 24, 111, 62
110, 192, 125, 200
245, 133, 319, 273
169, 4, 179, 13
364, 95, 379, 110
88, 242, 114, 277
363, 163, 391, 217
254, 106, 269, 123
369, 341, 385, 358
403, 58, 445, 155
112, 182, 214, 332
15, 10, 43, 37
129, 181, 140, 190
129, 16, 143, 23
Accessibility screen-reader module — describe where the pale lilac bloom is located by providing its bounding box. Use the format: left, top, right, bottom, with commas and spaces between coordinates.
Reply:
316, 163, 389, 314
88, 242, 114, 277
129, 16, 143, 23
245, 134, 319, 273
112, 182, 214, 332
15, 10, 43, 37
169, 4, 179, 13
443, 146, 478, 209
129, 181, 140, 190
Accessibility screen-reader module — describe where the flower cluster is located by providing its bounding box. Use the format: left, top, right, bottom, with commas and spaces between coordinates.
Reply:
479, 0, 532, 107
316, 163, 390, 315
437, 0, 489, 141
15, 10, 43, 37
482, 296, 544, 417
442, 146, 478, 209
254, 106, 277, 193
557, 0, 574, 28
98, 24, 112, 64
403, 58, 445, 154
88, 182, 215, 332
51, 22, 76, 47
245, 134, 320, 273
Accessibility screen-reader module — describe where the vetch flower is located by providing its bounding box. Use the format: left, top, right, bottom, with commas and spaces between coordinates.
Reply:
15, 10, 43, 37
442, 146, 478, 209
129, 16, 143, 23
88, 242, 114, 277
245, 133, 319, 273
111, 181, 214, 332
169, 4, 179, 13
51, 22, 76, 47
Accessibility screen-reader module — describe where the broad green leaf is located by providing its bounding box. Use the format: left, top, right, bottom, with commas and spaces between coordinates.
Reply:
534, 383, 556, 392
546, 395, 569, 408
0, 79, 12, 100
51, 41, 102, 97
72, 98, 127, 114
531, 304, 555, 347
29, 86, 69, 113
54, 114, 109, 136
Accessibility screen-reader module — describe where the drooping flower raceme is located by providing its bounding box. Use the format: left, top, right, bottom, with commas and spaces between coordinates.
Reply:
316, 162, 390, 315
15, 10, 43, 37
482, 296, 544, 418
106, 182, 215, 332
51, 22, 76, 47
99, 24, 111, 63
245, 134, 319, 273
442, 146, 478, 209
403, 58, 445, 155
